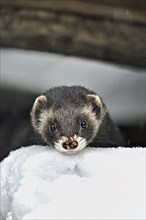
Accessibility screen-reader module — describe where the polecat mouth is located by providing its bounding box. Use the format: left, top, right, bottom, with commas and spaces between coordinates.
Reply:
54, 135, 87, 154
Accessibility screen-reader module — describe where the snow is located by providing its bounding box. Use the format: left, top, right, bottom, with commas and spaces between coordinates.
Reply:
1, 145, 145, 220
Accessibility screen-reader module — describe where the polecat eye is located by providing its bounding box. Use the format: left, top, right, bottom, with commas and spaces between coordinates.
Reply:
81, 120, 88, 129
50, 124, 56, 132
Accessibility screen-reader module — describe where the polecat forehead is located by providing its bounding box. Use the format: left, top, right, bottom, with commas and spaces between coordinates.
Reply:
54, 104, 91, 117
45, 86, 93, 107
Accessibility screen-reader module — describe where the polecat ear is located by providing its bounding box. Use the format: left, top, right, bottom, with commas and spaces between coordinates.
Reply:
87, 94, 102, 105
87, 94, 103, 113
31, 95, 47, 130
32, 95, 47, 110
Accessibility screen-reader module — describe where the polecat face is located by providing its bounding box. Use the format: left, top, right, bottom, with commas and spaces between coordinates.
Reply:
31, 86, 107, 154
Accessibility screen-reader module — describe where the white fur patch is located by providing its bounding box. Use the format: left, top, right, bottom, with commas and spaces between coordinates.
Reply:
54, 135, 87, 155
38, 109, 53, 134
81, 103, 107, 142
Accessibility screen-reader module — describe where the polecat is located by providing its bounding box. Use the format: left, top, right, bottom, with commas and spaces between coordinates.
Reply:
31, 86, 125, 154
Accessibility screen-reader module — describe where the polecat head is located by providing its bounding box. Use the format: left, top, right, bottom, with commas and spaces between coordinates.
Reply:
31, 86, 107, 154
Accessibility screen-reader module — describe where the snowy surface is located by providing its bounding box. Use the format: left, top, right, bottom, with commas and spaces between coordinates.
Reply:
1, 48, 145, 125
1, 145, 145, 220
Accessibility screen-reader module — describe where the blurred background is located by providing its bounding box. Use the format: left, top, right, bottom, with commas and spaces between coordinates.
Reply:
0, 0, 146, 160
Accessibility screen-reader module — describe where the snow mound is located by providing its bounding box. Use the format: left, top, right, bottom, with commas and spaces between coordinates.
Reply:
1, 145, 145, 220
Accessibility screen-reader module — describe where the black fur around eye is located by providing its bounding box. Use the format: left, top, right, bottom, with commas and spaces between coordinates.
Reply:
50, 124, 56, 132
93, 105, 100, 114
81, 120, 88, 129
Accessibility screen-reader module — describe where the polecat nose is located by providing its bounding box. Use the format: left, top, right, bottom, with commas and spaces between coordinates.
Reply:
62, 140, 78, 150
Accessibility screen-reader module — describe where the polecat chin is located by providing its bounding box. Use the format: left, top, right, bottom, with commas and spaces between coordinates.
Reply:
31, 86, 126, 154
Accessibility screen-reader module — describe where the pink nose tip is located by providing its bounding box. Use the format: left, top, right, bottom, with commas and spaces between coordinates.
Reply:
62, 140, 78, 150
